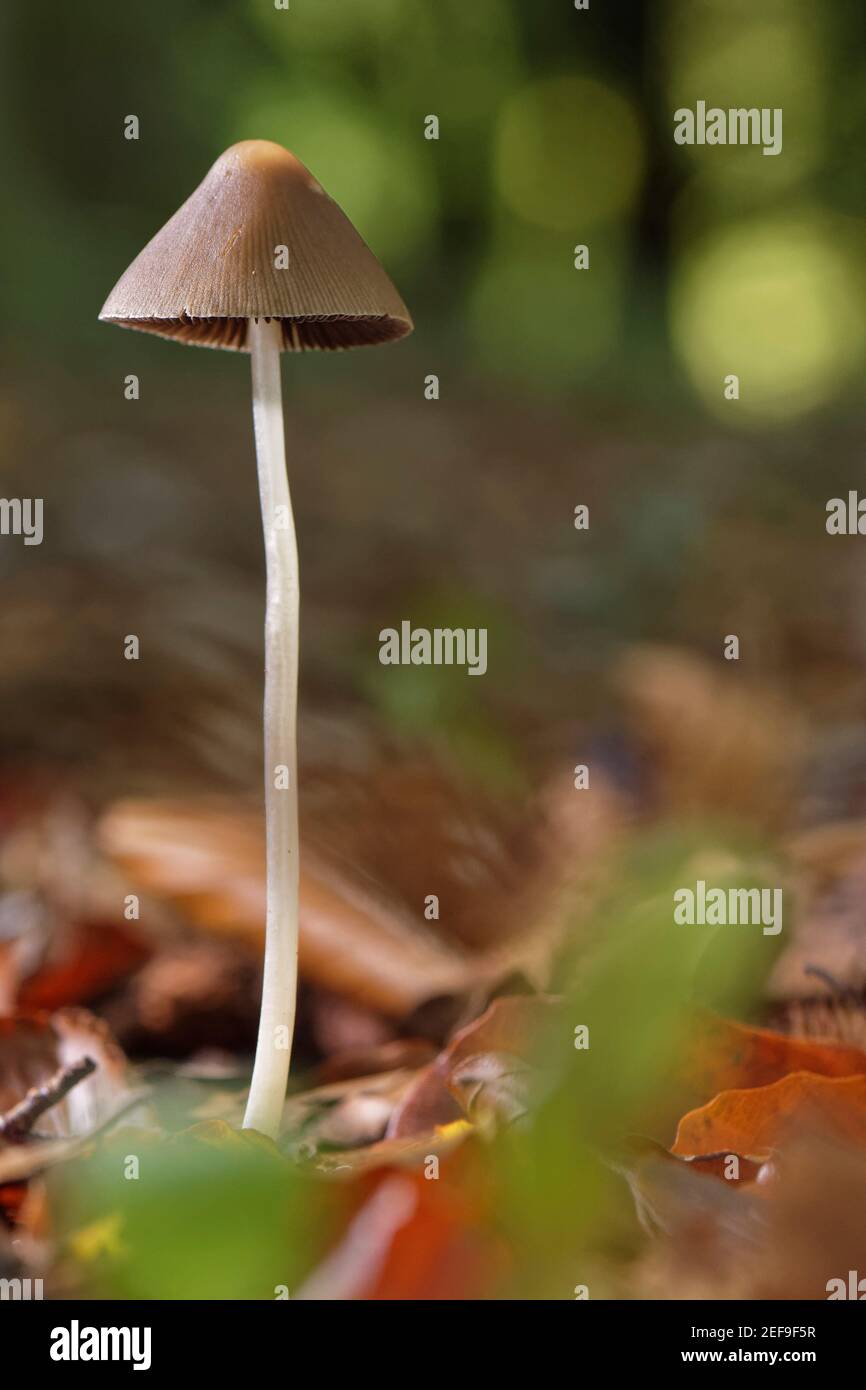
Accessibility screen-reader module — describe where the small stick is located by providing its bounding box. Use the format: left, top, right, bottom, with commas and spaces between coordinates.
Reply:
0, 1056, 97, 1143
803, 963, 862, 1002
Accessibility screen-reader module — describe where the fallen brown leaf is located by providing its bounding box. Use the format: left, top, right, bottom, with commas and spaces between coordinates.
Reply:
435, 994, 559, 1126
686, 1014, 866, 1099
296, 1154, 506, 1300
385, 1063, 462, 1140
673, 1071, 866, 1158
99, 800, 479, 1018
17, 922, 151, 1013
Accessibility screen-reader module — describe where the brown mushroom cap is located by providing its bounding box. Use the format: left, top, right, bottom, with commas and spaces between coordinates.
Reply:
99, 140, 413, 352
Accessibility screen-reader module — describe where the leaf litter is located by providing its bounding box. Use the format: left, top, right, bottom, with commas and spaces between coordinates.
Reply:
2, 650, 866, 1297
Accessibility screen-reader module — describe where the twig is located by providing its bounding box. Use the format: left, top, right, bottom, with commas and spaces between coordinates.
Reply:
803, 963, 863, 1002
0, 1056, 97, 1143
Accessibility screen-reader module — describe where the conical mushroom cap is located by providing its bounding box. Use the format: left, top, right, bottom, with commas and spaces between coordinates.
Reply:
99, 140, 413, 352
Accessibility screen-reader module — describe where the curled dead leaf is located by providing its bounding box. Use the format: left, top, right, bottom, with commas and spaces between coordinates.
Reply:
385, 1063, 462, 1141
435, 994, 559, 1127
685, 1014, 866, 1101
673, 1072, 866, 1158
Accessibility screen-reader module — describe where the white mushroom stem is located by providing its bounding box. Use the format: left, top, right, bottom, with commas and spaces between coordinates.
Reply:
243, 316, 300, 1138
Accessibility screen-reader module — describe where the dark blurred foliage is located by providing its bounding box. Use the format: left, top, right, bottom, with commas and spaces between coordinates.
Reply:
0, 0, 863, 807
0, 3, 864, 803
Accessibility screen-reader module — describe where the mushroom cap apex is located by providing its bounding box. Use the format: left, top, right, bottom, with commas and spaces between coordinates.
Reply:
227, 138, 296, 163
217, 140, 313, 181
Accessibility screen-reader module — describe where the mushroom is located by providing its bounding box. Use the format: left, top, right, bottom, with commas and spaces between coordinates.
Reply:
99, 139, 413, 1137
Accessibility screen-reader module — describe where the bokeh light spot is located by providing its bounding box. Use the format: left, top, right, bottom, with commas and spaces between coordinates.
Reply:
670, 217, 866, 423
495, 76, 645, 231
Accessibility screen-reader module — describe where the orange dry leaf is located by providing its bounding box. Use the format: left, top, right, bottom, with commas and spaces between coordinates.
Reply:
298, 1147, 506, 1300
99, 799, 477, 1018
673, 1072, 866, 1158
686, 1014, 866, 1101
364, 1172, 507, 1300
18, 923, 151, 1012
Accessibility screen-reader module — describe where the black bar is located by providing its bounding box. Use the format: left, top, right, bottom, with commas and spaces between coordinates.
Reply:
4, 1298, 860, 1374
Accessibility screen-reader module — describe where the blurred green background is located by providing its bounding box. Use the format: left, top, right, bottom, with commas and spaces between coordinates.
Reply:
0, 0, 864, 791
2, 0, 864, 405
